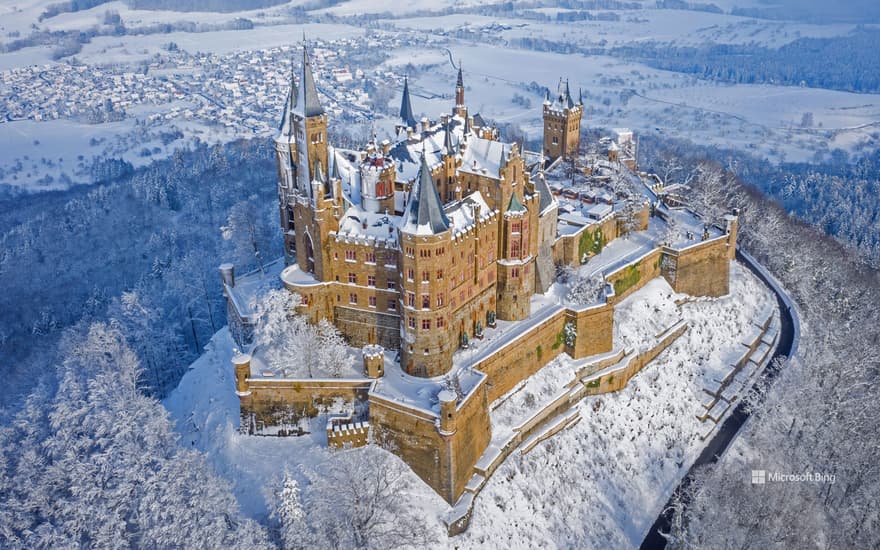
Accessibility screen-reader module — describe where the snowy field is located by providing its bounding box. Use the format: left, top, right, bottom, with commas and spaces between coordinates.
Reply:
2, 0, 878, 193
163, 261, 776, 547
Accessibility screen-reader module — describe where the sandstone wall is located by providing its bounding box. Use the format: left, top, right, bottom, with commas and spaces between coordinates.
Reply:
368, 382, 491, 504
663, 237, 730, 298
238, 378, 371, 430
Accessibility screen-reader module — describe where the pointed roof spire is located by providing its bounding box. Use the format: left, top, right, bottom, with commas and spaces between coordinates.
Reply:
563, 79, 574, 108
534, 170, 555, 214
399, 76, 417, 129
456, 61, 463, 88
443, 120, 456, 156
278, 57, 298, 135
312, 158, 325, 184
329, 151, 340, 180
578, 87, 583, 106
296, 39, 324, 118
402, 151, 450, 235
507, 191, 526, 213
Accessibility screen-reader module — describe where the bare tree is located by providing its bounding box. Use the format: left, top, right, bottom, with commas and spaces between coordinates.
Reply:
304, 447, 437, 549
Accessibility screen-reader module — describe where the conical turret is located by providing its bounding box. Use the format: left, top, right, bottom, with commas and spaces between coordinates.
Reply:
400, 76, 417, 129
402, 151, 450, 235
296, 41, 324, 118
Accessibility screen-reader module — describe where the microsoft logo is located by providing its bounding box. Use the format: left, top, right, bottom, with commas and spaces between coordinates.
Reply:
751, 470, 766, 485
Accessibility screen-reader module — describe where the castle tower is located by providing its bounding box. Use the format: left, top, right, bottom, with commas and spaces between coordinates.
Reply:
454, 63, 467, 119
496, 189, 536, 320
282, 41, 337, 279
542, 78, 583, 162
274, 60, 298, 263
359, 140, 396, 215
399, 76, 417, 130
399, 152, 454, 378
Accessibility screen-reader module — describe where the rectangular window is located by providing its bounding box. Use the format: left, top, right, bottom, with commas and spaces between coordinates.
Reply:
436, 317, 445, 328
511, 240, 521, 257
386, 256, 397, 269
437, 269, 444, 279
387, 280, 397, 290
405, 247, 415, 258
406, 292, 415, 307
436, 293, 444, 307
388, 300, 397, 311
369, 296, 376, 308
301, 295, 310, 306
349, 293, 358, 304
345, 250, 357, 262
348, 272, 357, 284
407, 269, 414, 282
511, 267, 520, 278
408, 316, 416, 329
421, 319, 431, 330
422, 270, 430, 282
512, 221, 521, 234
367, 275, 376, 287
365, 251, 376, 264
421, 294, 430, 309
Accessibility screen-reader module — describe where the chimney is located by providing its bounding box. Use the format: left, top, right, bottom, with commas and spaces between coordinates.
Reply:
382, 139, 391, 155
421, 117, 430, 132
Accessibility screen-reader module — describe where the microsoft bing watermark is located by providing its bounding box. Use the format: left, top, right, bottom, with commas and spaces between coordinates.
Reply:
751, 469, 835, 485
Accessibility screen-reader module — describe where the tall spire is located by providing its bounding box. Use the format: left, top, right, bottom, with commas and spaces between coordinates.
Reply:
455, 60, 465, 111
402, 151, 450, 234
296, 40, 324, 118
399, 76, 417, 129
443, 119, 456, 156
278, 57, 298, 135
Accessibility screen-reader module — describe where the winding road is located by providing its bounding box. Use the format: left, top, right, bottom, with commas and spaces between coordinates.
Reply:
639, 250, 799, 549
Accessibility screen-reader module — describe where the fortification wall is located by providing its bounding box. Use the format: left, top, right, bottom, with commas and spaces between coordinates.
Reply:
605, 248, 663, 305
472, 310, 566, 403
237, 377, 370, 430
663, 237, 730, 298
368, 382, 491, 504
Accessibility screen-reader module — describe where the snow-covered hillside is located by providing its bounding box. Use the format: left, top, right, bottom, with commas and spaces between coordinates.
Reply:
163, 261, 775, 547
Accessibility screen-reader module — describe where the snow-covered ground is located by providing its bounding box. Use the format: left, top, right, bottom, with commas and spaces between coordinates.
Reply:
163, 261, 775, 547
163, 327, 449, 523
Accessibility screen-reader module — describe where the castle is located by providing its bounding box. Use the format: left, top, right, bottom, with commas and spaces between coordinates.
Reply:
270, 45, 585, 377
222, 43, 738, 527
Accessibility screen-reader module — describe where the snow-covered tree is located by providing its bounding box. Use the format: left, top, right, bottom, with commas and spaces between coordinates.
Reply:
270, 470, 309, 550
565, 273, 605, 306
316, 319, 350, 378
255, 290, 351, 378
0, 323, 271, 548
222, 197, 276, 274
305, 446, 437, 549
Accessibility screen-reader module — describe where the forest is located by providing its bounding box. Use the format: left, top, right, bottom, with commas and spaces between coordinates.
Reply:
639, 145, 880, 550
617, 28, 880, 94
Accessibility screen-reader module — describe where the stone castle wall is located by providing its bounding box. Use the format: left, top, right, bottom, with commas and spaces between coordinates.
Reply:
237, 376, 371, 431
663, 237, 730, 298
369, 381, 491, 504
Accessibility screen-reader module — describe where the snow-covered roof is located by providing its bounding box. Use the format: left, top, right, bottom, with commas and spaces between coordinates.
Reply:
460, 135, 509, 178
445, 191, 495, 239
337, 207, 400, 246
